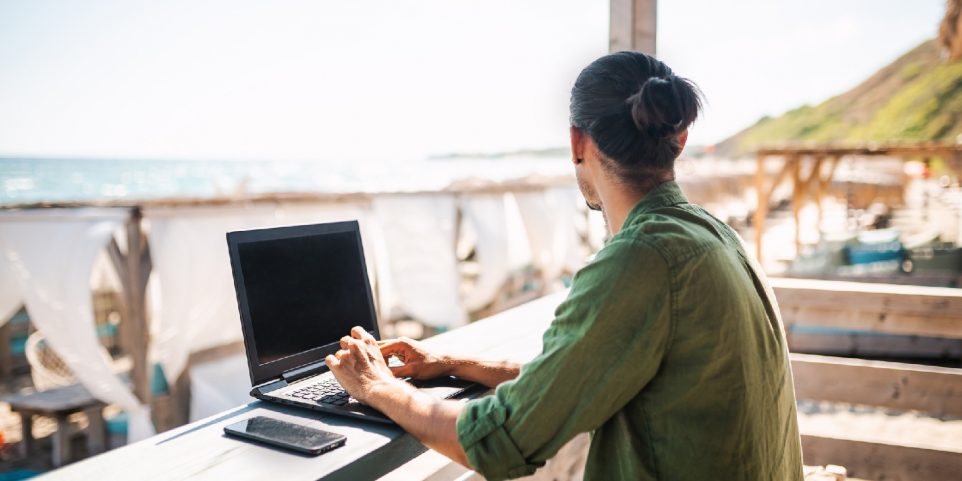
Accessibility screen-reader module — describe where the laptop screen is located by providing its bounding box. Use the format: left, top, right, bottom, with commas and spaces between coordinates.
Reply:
235, 228, 377, 367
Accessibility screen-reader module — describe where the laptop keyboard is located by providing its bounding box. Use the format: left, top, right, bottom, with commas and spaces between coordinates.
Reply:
289, 377, 352, 405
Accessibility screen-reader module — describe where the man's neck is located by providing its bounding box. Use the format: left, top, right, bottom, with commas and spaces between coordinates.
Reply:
598, 184, 645, 236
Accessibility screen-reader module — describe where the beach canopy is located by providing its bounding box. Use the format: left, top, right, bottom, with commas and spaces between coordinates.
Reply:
0, 186, 587, 433
0, 208, 154, 441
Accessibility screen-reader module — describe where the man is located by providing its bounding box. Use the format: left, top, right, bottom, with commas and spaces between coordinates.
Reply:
326, 52, 804, 480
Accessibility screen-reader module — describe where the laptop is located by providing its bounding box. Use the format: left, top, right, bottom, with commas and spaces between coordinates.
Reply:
226, 220, 475, 424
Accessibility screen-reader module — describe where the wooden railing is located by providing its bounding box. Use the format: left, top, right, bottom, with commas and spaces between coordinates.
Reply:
38, 279, 962, 480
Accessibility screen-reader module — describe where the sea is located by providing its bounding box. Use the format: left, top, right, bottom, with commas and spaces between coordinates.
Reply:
0, 154, 573, 205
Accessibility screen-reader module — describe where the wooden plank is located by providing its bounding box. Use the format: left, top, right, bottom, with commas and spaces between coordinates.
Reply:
771, 277, 962, 339
801, 434, 962, 481
609, 0, 656, 54
756, 141, 962, 157
2, 382, 106, 414
791, 353, 962, 418
787, 331, 962, 359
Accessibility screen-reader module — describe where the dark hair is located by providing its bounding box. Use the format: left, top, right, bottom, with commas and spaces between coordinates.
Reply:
570, 51, 702, 186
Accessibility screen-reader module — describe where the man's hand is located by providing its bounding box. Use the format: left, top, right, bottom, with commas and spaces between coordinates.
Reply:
325, 326, 401, 404
324, 328, 496, 470
378, 337, 452, 380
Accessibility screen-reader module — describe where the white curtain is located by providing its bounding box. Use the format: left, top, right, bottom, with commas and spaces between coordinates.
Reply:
146, 203, 368, 384
372, 194, 465, 328
187, 352, 250, 422
0, 253, 22, 326
0, 209, 154, 441
514, 186, 585, 281
460, 193, 531, 312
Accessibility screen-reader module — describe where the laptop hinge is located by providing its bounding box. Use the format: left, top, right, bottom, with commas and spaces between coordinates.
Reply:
281, 360, 326, 384
251, 377, 288, 397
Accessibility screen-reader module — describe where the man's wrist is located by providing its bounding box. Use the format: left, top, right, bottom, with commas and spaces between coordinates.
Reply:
438, 355, 472, 378
365, 376, 416, 411
437, 354, 457, 376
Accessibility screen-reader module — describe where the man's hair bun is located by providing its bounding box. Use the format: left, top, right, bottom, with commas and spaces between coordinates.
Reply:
628, 75, 702, 140
570, 51, 703, 179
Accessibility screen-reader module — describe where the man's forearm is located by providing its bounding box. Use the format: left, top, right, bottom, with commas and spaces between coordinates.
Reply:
366, 379, 472, 467
441, 356, 521, 388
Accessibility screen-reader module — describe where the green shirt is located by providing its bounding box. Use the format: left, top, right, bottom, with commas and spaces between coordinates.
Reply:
456, 181, 804, 481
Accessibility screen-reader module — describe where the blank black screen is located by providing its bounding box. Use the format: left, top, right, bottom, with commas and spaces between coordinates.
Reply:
237, 231, 375, 365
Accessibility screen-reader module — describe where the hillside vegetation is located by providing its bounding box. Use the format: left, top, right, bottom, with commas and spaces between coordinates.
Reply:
718, 40, 962, 157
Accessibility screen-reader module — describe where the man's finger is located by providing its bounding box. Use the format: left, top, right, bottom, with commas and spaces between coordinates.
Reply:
389, 364, 413, 377
340, 336, 352, 350
347, 339, 368, 365
325, 354, 339, 369
379, 340, 408, 356
351, 326, 377, 345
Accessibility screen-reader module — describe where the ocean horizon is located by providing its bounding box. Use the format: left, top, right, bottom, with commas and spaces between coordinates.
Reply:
0, 154, 574, 206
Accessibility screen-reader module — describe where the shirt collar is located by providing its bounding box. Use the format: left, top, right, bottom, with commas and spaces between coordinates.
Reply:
624, 180, 689, 224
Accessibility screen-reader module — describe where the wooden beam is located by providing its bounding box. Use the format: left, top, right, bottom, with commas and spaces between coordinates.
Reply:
753, 154, 795, 263
791, 353, 962, 418
756, 141, 962, 157
609, 0, 657, 55
787, 331, 962, 360
791, 155, 802, 255
771, 277, 962, 339
814, 156, 839, 231
801, 434, 962, 481
753, 152, 766, 263
113, 208, 152, 405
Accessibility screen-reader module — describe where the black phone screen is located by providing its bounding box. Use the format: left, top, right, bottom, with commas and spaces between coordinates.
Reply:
224, 416, 346, 455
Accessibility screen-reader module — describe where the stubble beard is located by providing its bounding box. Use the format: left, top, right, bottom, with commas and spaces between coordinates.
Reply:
577, 173, 610, 232
576, 172, 602, 212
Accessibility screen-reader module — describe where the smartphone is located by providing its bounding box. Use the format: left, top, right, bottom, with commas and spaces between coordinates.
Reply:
224, 416, 347, 456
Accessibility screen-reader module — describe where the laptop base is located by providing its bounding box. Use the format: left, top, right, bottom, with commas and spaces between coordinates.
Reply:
256, 374, 479, 424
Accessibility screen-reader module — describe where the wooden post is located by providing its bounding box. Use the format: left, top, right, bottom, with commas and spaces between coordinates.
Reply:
609, 0, 657, 55
108, 208, 152, 406
0, 320, 11, 381
817, 156, 840, 231
753, 152, 767, 264
791, 155, 802, 256
18, 413, 33, 458
813, 156, 826, 233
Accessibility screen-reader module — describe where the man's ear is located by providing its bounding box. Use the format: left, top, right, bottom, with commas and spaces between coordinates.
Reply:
677, 129, 689, 151
570, 126, 585, 165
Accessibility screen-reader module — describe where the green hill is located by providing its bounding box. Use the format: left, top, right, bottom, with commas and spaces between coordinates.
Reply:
717, 39, 962, 157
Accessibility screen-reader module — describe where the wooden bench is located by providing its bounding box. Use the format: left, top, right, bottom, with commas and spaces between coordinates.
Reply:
1, 383, 107, 467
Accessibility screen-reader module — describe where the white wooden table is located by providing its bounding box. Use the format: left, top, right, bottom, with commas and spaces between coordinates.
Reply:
39, 292, 566, 481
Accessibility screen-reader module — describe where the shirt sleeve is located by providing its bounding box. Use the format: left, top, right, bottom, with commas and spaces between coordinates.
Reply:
456, 238, 673, 480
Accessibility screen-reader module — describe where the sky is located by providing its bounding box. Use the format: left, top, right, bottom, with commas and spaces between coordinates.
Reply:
0, 0, 948, 162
